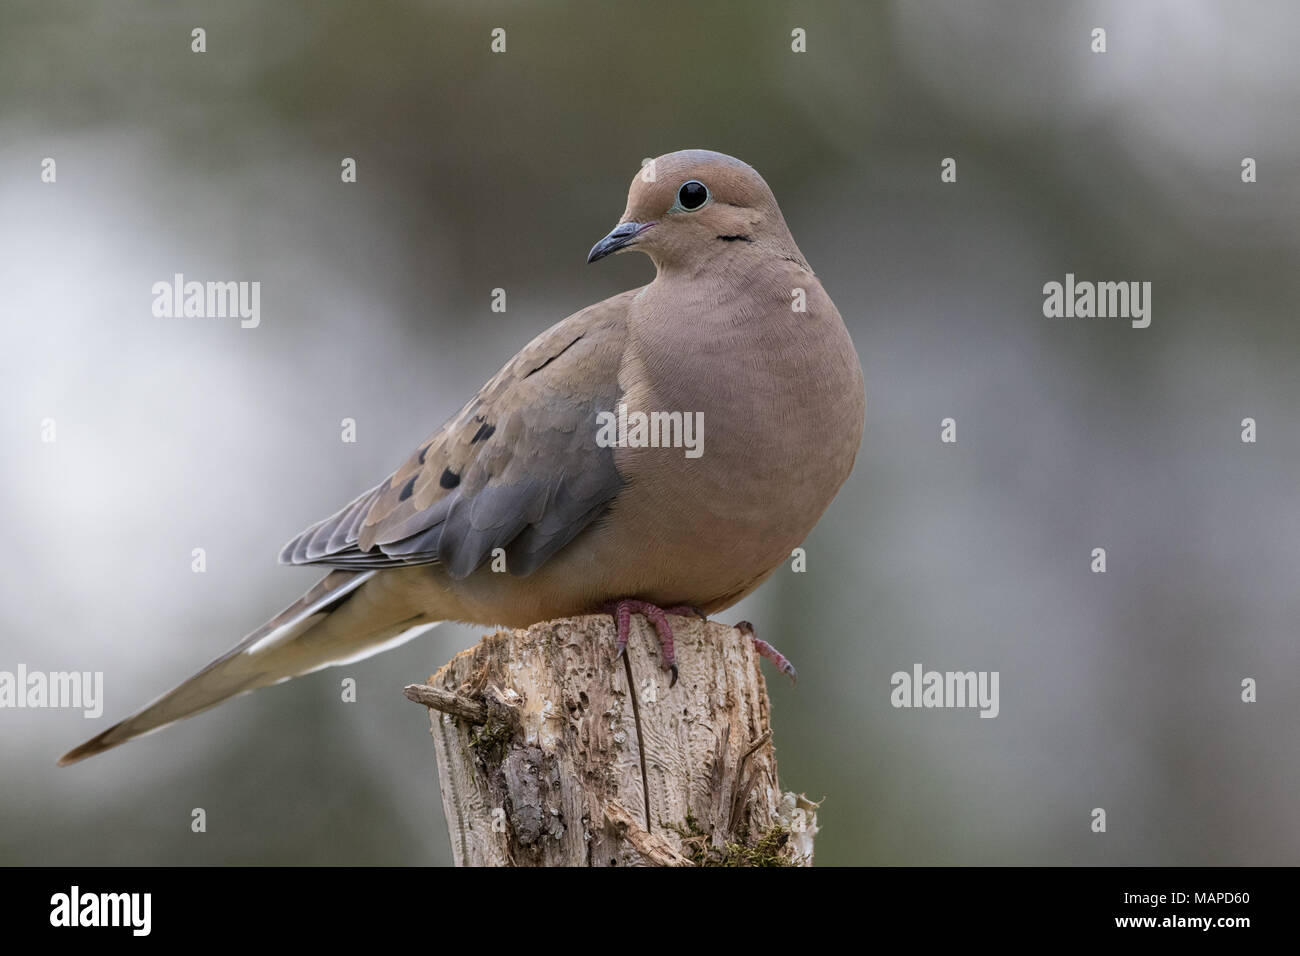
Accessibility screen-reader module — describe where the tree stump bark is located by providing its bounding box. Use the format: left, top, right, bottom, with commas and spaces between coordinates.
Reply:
404, 614, 819, 866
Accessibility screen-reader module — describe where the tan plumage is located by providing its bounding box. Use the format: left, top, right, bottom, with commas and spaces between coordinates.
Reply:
60, 149, 865, 765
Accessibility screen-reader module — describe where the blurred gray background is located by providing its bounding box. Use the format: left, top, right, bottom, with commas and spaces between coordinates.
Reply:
2, 0, 1298, 865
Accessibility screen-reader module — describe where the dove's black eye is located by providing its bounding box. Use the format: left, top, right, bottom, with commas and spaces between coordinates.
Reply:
676, 180, 709, 211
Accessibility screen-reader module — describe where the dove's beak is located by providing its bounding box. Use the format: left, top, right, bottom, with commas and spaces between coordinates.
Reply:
587, 221, 654, 263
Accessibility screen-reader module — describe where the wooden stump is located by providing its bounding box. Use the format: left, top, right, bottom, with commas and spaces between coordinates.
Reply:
404, 614, 818, 866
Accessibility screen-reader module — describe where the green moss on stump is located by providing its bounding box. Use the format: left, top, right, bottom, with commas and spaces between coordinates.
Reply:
663, 810, 795, 867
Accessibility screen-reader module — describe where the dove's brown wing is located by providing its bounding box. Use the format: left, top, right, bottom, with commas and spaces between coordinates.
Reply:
280, 291, 635, 579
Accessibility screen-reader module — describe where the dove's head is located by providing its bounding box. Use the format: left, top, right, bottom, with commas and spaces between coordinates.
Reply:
587, 149, 805, 271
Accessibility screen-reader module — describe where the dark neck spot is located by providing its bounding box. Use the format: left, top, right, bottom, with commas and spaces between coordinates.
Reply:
716, 234, 753, 243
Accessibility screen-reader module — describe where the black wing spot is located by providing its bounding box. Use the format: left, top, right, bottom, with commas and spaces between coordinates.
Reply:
398, 475, 418, 501
716, 234, 753, 243
417, 443, 430, 464
525, 334, 584, 378
471, 422, 496, 444
440, 468, 460, 490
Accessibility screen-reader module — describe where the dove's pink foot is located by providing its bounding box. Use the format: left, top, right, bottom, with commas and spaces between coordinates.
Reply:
604, 599, 697, 685
603, 601, 796, 687
735, 621, 798, 684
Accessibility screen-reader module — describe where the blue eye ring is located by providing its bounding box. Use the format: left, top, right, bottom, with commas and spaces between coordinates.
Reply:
671, 180, 710, 212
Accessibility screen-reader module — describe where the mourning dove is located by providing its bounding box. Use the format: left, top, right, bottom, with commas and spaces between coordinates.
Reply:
60, 149, 865, 765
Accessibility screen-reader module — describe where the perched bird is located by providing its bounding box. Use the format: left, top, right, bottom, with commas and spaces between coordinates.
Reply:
60, 149, 865, 765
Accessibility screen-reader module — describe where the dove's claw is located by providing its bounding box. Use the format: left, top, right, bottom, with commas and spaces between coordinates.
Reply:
603, 599, 685, 681
603, 605, 794, 687
735, 621, 797, 684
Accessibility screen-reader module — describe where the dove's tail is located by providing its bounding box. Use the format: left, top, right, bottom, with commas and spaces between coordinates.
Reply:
58, 569, 441, 766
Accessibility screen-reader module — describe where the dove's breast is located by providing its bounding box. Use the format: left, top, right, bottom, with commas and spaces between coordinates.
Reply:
596, 264, 866, 610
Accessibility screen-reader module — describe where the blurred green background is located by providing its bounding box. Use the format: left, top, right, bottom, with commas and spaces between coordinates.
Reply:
2, 0, 1299, 865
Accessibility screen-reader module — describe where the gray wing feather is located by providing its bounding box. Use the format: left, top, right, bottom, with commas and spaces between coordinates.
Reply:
278, 298, 630, 580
